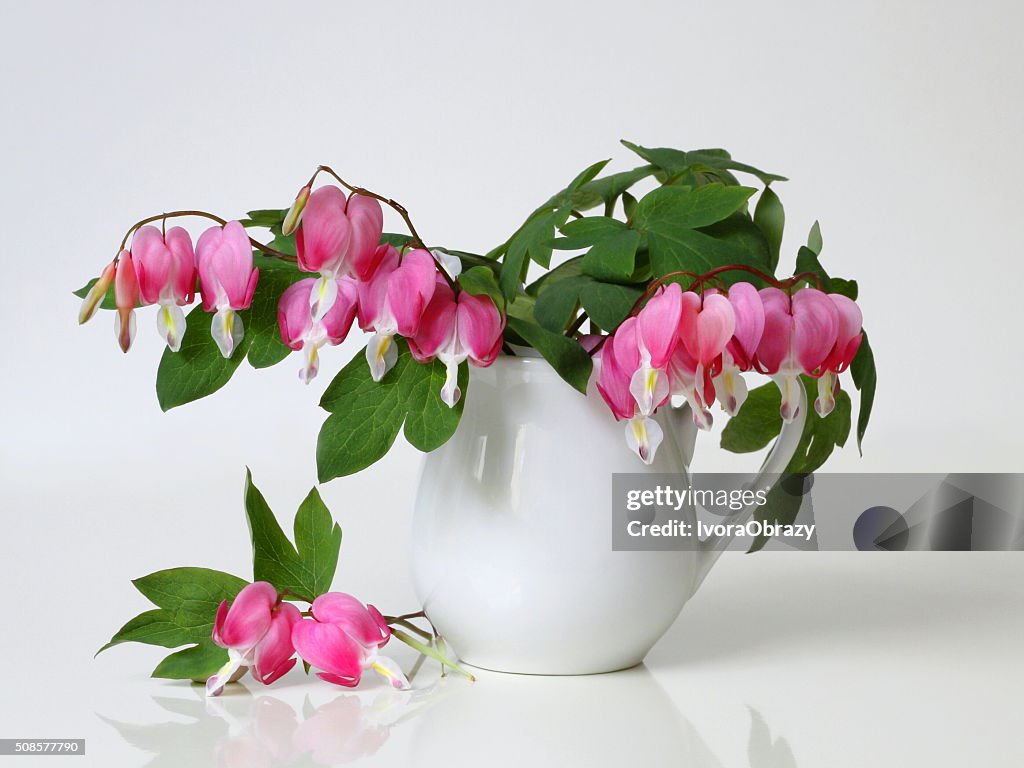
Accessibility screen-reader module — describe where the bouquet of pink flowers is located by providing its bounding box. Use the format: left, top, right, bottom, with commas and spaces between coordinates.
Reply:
80, 141, 876, 691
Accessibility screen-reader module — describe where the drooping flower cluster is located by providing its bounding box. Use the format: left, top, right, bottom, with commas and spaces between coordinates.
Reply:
278, 186, 505, 404
596, 283, 862, 464
79, 221, 259, 357
79, 185, 506, 406
207, 582, 409, 697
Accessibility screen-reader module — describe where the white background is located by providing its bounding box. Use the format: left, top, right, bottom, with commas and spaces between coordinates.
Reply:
0, 1, 1021, 766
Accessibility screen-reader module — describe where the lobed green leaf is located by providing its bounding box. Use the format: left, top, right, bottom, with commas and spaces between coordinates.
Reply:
316, 340, 467, 481
244, 469, 341, 601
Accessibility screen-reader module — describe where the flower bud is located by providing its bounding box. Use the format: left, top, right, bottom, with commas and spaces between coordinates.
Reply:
114, 251, 140, 353
281, 184, 311, 237
78, 261, 116, 325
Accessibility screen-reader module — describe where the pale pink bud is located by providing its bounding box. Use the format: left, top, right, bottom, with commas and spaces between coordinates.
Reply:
78, 261, 116, 325
114, 251, 139, 353
281, 184, 311, 237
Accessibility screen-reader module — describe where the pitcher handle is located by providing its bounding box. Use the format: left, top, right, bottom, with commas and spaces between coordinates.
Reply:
672, 385, 807, 593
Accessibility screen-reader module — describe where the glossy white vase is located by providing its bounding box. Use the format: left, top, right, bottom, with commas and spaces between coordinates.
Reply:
412, 355, 804, 674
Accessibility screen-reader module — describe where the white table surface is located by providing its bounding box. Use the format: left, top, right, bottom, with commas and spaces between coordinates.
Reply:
3, 552, 1019, 767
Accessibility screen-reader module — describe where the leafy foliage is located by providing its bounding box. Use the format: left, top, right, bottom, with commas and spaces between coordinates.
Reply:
620, 141, 787, 185
244, 469, 341, 602
98, 567, 248, 681
633, 184, 765, 282
496, 160, 610, 301
720, 377, 853, 551
100, 471, 346, 681
851, 332, 877, 454
753, 186, 785, 272
316, 340, 468, 481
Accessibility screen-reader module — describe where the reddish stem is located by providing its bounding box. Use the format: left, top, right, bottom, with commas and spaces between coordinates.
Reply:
116, 210, 295, 263
308, 165, 458, 291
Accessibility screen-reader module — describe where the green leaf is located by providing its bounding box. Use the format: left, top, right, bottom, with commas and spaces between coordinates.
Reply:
570, 165, 657, 211
380, 232, 414, 249
97, 609, 187, 654
317, 340, 467, 481
552, 216, 628, 250
634, 185, 764, 286
807, 221, 823, 255
155, 264, 309, 408
244, 470, 341, 601
499, 210, 560, 301
505, 316, 592, 393
850, 331, 876, 454
581, 230, 641, 281
635, 184, 756, 230
622, 191, 639, 222
458, 266, 505, 310
99, 566, 248, 681
541, 159, 612, 210
244, 267, 306, 369
829, 278, 859, 301
720, 384, 784, 454
793, 230, 859, 298
795, 245, 832, 291
578, 280, 643, 330
696, 213, 771, 280
754, 186, 785, 272
401, 352, 469, 452
533, 276, 586, 332
150, 642, 228, 682
746, 481, 805, 554
621, 141, 787, 184
722, 378, 854, 553
240, 209, 287, 230
721, 378, 852, 471
497, 159, 616, 300
526, 256, 584, 297
156, 307, 252, 411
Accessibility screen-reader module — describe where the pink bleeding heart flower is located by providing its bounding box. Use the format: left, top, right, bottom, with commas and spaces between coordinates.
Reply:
197, 221, 260, 359
667, 340, 714, 431
814, 293, 863, 417
409, 284, 505, 407
130, 225, 196, 351
755, 287, 839, 422
596, 317, 665, 464
278, 277, 359, 384
295, 187, 384, 320
712, 282, 765, 416
207, 582, 302, 697
356, 248, 438, 381
628, 283, 683, 418
295, 186, 350, 276
668, 291, 736, 429
114, 250, 140, 353
291, 593, 409, 691
345, 194, 386, 282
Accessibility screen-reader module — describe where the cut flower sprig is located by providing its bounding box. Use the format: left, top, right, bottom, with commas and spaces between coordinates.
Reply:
76, 143, 877, 502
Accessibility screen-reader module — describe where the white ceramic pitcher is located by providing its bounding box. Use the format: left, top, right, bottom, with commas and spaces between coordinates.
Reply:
412, 354, 805, 674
